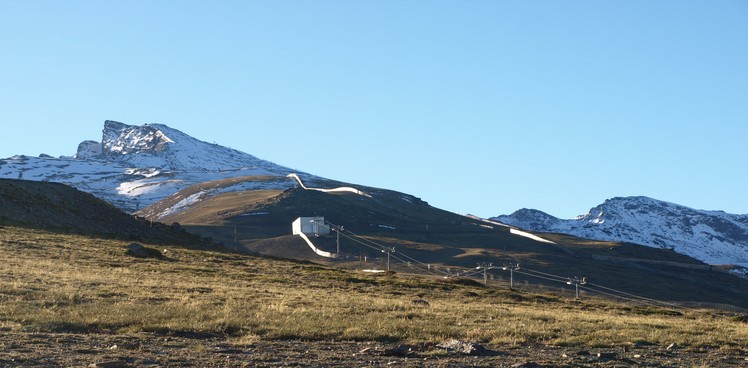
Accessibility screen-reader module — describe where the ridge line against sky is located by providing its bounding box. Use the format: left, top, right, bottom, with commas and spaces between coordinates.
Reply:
1, 1, 747, 218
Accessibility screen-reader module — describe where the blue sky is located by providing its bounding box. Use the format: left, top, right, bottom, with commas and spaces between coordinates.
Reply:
1, 1, 747, 218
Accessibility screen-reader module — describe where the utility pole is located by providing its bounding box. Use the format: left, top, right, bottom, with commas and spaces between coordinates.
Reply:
567, 277, 587, 299
330, 224, 344, 255
312, 219, 344, 256
502, 263, 520, 290
476, 263, 499, 286
382, 247, 395, 271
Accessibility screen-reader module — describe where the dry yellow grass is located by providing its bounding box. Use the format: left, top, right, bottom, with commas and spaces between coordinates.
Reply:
0, 225, 746, 351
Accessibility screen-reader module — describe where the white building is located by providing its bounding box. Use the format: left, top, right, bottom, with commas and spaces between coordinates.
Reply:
292, 217, 330, 236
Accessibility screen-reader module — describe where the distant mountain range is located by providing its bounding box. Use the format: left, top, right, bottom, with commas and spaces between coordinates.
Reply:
0, 120, 309, 212
493, 196, 748, 267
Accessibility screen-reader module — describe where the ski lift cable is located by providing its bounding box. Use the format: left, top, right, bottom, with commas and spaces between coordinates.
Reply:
518, 267, 571, 282
334, 225, 450, 276
513, 269, 571, 285
579, 284, 685, 309
518, 268, 687, 309
335, 231, 446, 277
577, 284, 663, 307
583, 283, 687, 310
318, 221, 690, 309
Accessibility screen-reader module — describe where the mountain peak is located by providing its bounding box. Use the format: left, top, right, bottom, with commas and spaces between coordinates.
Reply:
71, 120, 290, 172
498, 208, 559, 229
2, 120, 301, 213
101, 120, 175, 156
75, 120, 176, 159
574, 196, 677, 223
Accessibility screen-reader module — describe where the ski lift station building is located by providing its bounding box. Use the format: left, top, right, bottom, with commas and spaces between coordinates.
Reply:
292, 217, 330, 236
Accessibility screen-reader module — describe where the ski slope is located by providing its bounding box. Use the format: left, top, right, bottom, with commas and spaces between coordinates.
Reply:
287, 173, 371, 197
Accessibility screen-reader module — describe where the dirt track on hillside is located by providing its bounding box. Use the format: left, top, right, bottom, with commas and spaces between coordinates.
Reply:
1, 332, 746, 367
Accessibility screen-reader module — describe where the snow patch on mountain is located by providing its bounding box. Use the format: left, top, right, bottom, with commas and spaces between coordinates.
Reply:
161, 192, 205, 218
509, 228, 556, 244
493, 196, 748, 267
287, 173, 371, 197
471, 215, 557, 244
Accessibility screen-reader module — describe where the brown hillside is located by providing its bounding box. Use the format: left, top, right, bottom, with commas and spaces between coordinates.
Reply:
0, 179, 207, 245
137, 182, 748, 309
136, 175, 285, 224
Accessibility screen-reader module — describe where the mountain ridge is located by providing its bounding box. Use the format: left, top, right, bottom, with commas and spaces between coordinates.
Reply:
493, 196, 748, 268
0, 120, 308, 212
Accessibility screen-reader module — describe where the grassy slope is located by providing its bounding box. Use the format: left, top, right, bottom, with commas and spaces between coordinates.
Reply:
0, 179, 208, 245
1, 225, 746, 351
136, 175, 287, 225
167, 187, 748, 307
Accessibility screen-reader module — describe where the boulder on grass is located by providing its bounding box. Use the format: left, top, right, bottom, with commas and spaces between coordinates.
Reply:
125, 243, 164, 259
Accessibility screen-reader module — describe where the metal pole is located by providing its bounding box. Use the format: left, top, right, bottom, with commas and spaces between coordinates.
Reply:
503, 263, 519, 290
483, 267, 488, 286
567, 277, 586, 299
336, 227, 340, 254
509, 268, 514, 290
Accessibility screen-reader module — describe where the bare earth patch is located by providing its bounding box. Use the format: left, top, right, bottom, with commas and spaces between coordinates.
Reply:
2, 332, 747, 367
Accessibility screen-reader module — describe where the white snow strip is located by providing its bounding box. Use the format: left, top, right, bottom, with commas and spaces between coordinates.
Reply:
465, 214, 557, 244
297, 232, 338, 258
160, 192, 204, 218
117, 179, 165, 197
510, 228, 556, 244
124, 168, 161, 178
466, 215, 556, 244
287, 173, 371, 197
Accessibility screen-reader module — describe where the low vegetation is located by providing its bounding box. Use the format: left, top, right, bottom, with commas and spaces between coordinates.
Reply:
1, 225, 746, 353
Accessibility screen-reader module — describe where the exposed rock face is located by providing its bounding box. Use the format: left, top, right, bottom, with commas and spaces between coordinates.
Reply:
75, 140, 103, 159
101, 120, 174, 155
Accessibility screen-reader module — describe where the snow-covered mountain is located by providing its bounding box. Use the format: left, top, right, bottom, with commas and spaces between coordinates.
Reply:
493, 196, 748, 267
0, 120, 307, 212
